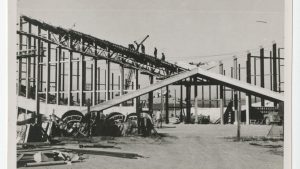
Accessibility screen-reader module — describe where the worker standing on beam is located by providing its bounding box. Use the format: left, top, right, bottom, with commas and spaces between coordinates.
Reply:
141, 44, 145, 54
154, 47, 157, 58
161, 52, 165, 61
128, 44, 135, 50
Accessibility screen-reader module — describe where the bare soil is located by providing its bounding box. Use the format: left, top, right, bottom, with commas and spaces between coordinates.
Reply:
21, 124, 283, 169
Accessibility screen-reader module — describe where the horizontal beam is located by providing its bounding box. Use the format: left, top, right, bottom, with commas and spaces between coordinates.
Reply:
250, 56, 284, 60
172, 81, 218, 86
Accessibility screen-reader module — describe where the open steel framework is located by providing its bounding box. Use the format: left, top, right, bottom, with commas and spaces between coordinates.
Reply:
16, 15, 188, 122
16, 16, 284, 125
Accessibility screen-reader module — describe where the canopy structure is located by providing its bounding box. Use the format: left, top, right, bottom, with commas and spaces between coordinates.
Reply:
83, 68, 284, 113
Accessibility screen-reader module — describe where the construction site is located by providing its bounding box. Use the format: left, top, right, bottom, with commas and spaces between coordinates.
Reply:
15, 2, 285, 168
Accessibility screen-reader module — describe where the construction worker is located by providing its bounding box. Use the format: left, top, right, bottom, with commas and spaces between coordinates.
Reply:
155, 109, 162, 128
141, 44, 145, 54
154, 47, 157, 58
128, 44, 135, 50
161, 52, 165, 61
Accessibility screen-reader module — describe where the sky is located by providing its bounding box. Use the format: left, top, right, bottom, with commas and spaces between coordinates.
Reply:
17, 0, 285, 98
17, 0, 284, 63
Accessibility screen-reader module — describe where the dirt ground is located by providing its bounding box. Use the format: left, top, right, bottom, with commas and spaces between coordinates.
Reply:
22, 124, 283, 169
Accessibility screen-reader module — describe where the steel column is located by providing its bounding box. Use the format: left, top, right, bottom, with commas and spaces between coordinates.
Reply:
112, 73, 114, 99
186, 83, 191, 123
93, 49, 98, 106
254, 55, 257, 102
180, 84, 183, 122
246, 53, 252, 125
260, 48, 265, 106
79, 54, 84, 107
46, 31, 50, 103
219, 61, 224, 124
35, 27, 41, 125
68, 39, 72, 106
233, 56, 238, 124
194, 76, 198, 123
272, 43, 277, 106
18, 17, 23, 96
26, 23, 31, 99
148, 75, 154, 116
106, 51, 111, 101
165, 85, 169, 124
56, 37, 61, 105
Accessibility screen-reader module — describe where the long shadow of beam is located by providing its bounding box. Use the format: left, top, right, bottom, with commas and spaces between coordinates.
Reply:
66, 148, 145, 159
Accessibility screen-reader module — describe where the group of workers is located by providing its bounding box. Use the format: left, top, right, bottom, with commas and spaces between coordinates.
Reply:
128, 43, 166, 61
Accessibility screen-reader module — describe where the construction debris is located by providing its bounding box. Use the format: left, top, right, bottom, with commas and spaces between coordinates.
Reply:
79, 143, 118, 149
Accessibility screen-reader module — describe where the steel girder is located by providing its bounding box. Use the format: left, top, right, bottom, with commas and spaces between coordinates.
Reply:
18, 15, 187, 78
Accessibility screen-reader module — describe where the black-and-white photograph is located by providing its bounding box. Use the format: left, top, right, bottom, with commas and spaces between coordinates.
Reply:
14, 0, 288, 168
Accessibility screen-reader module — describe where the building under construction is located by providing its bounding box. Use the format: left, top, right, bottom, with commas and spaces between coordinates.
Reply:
16, 15, 284, 134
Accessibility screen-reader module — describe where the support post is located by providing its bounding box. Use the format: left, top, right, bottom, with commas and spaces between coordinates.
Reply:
194, 77, 198, 124
270, 51, 273, 90
68, 38, 72, 106
180, 84, 183, 122
278, 48, 281, 93
233, 56, 238, 124
46, 30, 50, 103
223, 70, 226, 106
35, 27, 41, 125
26, 23, 32, 99
219, 61, 224, 124
209, 85, 211, 108
165, 85, 169, 124
80, 54, 85, 107
106, 50, 111, 101
186, 84, 191, 124
62, 53, 65, 100
97, 67, 100, 103
201, 85, 204, 107
246, 53, 251, 125
56, 38, 61, 105
174, 89, 177, 117
254, 55, 257, 102
93, 48, 98, 106
148, 75, 154, 116
273, 43, 277, 92
112, 73, 114, 99
120, 65, 124, 106
18, 17, 23, 96
273, 43, 278, 106
135, 69, 141, 133
260, 47, 265, 106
